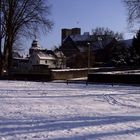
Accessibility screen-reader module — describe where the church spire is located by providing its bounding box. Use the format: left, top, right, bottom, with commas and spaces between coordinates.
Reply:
29, 36, 42, 55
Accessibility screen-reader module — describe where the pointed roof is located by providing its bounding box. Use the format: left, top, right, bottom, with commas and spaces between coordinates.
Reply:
63, 34, 93, 43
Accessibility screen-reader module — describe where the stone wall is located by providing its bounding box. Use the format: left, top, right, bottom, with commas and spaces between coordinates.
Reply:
51, 69, 88, 80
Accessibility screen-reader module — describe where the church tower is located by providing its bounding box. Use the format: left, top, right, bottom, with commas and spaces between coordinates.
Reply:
29, 38, 42, 55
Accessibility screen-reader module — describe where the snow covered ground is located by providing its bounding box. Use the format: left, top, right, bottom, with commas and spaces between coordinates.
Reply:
0, 80, 140, 140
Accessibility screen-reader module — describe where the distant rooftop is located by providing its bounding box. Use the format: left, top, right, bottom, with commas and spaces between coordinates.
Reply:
120, 39, 133, 48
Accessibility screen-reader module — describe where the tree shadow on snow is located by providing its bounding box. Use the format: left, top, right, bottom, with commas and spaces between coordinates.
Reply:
0, 115, 140, 139
51, 127, 140, 140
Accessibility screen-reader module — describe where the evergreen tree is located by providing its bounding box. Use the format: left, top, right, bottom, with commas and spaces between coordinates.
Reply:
133, 30, 140, 55
132, 29, 140, 64
110, 42, 130, 66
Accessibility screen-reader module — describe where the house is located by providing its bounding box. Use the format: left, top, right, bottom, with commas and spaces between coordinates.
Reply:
60, 28, 118, 67
12, 39, 66, 74
29, 39, 56, 69
60, 28, 95, 57
29, 38, 66, 69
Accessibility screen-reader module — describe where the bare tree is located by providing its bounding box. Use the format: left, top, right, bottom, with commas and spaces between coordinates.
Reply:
92, 27, 123, 41
91, 27, 123, 49
0, 0, 53, 75
123, 0, 140, 25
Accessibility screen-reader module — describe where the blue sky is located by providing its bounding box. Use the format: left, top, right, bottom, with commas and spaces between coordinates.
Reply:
36, 0, 134, 50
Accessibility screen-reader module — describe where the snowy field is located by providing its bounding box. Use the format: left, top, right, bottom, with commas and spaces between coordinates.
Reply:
0, 80, 140, 140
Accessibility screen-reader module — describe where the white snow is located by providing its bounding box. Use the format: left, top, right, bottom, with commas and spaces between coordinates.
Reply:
0, 80, 140, 140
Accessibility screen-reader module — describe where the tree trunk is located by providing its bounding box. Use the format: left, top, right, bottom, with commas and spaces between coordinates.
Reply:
2, 33, 14, 76
4, 42, 13, 75
0, 36, 4, 75
0, 56, 3, 76
7, 44, 13, 75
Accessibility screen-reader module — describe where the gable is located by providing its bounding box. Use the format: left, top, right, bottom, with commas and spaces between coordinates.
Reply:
61, 36, 79, 51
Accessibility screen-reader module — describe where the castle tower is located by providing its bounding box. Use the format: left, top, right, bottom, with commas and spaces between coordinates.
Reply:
71, 28, 81, 36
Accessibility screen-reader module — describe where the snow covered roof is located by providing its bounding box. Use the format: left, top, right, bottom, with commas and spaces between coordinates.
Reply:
70, 34, 92, 42
37, 51, 56, 60
92, 38, 114, 50
62, 34, 94, 43
120, 39, 133, 48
